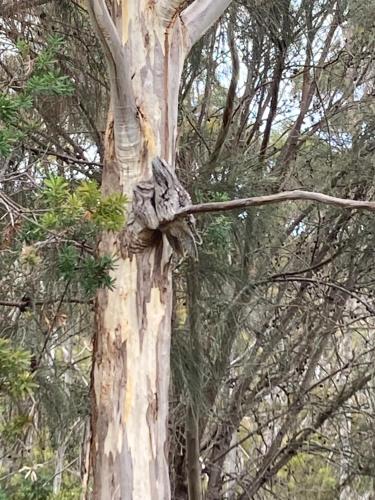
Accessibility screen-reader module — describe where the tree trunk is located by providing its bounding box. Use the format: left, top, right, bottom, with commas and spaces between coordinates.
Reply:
86, 1, 232, 498
186, 261, 202, 500
186, 406, 202, 500
89, 13, 183, 500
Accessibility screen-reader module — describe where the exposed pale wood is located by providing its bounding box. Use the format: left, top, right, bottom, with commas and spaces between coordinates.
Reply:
156, 0, 188, 25
181, 0, 233, 48
86, 0, 139, 169
92, 240, 173, 499
89, 4, 190, 498
88, 1, 232, 498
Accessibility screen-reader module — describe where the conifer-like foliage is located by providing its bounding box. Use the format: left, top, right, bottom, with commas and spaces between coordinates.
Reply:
0, 0, 375, 498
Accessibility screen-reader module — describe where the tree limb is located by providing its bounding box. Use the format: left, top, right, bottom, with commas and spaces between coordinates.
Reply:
86, 0, 139, 150
181, 0, 232, 48
0, 298, 92, 308
208, 10, 239, 165
270, 276, 375, 315
156, 0, 188, 25
177, 190, 375, 217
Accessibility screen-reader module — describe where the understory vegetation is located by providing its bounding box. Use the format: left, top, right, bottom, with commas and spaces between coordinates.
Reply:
1, 0, 374, 498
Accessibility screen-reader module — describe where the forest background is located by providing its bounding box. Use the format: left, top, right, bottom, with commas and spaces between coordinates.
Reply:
0, 0, 374, 499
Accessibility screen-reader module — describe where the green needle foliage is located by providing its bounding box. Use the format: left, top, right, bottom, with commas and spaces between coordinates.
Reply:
22, 175, 127, 294
40, 175, 127, 231
0, 36, 74, 156
0, 339, 35, 399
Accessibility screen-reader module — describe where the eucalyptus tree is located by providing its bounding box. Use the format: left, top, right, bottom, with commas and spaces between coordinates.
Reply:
1, 1, 375, 499
85, 1, 233, 498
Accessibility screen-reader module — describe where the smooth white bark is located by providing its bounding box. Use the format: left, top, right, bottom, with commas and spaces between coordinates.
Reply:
182, 0, 233, 48
87, 0, 140, 169
156, 0, 187, 24
88, 1, 235, 498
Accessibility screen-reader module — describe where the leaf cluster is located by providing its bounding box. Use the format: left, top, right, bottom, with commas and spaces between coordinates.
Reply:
39, 176, 127, 233
0, 36, 74, 156
18, 175, 127, 294
58, 246, 116, 295
0, 339, 35, 399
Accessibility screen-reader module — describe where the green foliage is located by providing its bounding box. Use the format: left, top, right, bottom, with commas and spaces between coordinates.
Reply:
277, 452, 338, 499
0, 341, 35, 447
26, 73, 74, 97
51, 487, 82, 499
75, 180, 101, 211
39, 175, 127, 231
0, 464, 82, 500
0, 339, 35, 399
57, 246, 79, 281
0, 94, 20, 122
204, 214, 232, 249
7, 471, 52, 500
34, 36, 65, 71
1, 415, 33, 442
57, 247, 116, 295
81, 255, 116, 294
193, 190, 233, 256
0, 92, 30, 154
42, 176, 70, 207
26, 36, 74, 97
15, 175, 126, 296
0, 94, 32, 123
93, 193, 128, 231
0, 128, 23, 156
0, 36, 74, 158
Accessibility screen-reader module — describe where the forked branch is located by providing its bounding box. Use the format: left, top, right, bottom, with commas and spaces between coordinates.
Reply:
181, 0, 233, 48
156, 0, 189, 25
87, 0, 138, 144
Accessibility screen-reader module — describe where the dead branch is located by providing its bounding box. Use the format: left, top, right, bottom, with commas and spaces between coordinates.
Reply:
177, 190, 375, 216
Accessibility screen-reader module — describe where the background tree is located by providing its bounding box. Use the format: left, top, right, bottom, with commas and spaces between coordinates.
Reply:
0, 1, 375, 499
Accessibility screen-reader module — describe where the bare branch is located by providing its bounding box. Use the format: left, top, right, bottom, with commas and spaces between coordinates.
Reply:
177, 190, 375, 217
28, 147, 103, 168
86, 0, 124, 77
0, 300, 27, 308
0, 298, 92, 308
208, 12, 239, 165
270, 277, 375, 315
181, 0, 232, 49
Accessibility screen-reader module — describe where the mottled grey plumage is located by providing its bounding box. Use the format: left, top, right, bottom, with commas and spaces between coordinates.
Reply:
152, 158, 197, 258
126, 157, 198, 259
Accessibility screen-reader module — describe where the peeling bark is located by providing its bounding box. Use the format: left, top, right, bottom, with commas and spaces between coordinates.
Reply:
87, 1, 233, 499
